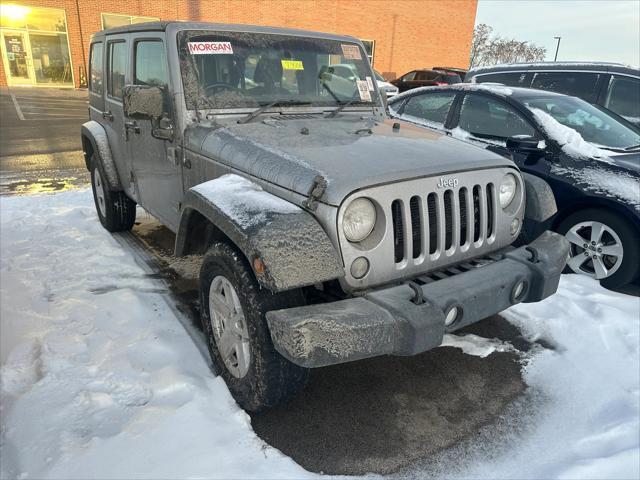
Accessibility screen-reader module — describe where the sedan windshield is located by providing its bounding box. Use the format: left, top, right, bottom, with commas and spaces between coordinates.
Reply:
523, 95, 640, 150
178, 31, 379, 111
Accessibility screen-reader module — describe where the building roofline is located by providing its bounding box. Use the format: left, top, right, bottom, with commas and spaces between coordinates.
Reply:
90, 20, 360, 43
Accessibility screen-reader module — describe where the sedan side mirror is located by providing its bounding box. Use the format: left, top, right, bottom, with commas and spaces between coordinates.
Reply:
506, 135, 544, 154
123, 85, 165, 120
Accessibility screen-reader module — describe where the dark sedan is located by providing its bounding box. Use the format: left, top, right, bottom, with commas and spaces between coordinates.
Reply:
388, 84, 640, 288
390, 69, 461, 93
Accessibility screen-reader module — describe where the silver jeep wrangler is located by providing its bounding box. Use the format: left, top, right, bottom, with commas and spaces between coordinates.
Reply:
81, 21, 569, 411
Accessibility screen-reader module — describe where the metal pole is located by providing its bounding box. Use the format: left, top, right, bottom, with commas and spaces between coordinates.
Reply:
554, 36, 562, 61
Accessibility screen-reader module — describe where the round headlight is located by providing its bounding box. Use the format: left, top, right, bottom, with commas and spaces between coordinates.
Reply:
499, 173, 517, 209
343, 198, 376, 242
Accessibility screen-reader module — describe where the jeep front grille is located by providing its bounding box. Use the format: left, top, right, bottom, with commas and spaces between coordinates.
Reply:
391, 182, 496, 264
337, 168, 524, 290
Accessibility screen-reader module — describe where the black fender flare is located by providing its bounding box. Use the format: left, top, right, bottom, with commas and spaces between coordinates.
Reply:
175, 177, 344, 292
522, 172, 557, 222
80, 120, 121, 190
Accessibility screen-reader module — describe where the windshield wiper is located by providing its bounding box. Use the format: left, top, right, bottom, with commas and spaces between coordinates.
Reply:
623, 143, 640, 151
326, 96, 361, 118
237, 100, 311, 124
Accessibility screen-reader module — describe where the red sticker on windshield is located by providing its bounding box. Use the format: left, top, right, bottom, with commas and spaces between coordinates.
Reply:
188, 42, 233, 55
341, 44, 362, 60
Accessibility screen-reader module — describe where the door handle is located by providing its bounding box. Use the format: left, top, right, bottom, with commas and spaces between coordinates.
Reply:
124, 121, 140, 134
102, 111, 114, 121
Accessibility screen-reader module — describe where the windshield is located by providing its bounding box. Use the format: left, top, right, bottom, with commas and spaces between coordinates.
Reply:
178, 30, 379, 111
523, 95, 640, 150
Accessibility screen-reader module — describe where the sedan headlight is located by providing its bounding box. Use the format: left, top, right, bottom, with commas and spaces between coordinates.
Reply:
343, 198, 376, 242
499, 173, 517, 209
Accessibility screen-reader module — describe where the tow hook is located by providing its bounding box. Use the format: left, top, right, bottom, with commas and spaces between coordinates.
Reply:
408, 281, 425, 305
525, 246, 540, 263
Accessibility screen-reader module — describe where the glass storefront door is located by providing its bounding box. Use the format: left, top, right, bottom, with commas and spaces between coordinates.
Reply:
0, 4, 73, 86
1, 30, 32, 84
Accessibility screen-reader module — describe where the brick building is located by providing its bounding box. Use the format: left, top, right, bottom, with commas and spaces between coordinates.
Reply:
0, 0, 477, 88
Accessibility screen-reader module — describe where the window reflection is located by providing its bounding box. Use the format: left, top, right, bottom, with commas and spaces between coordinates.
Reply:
0, 4, 73, 85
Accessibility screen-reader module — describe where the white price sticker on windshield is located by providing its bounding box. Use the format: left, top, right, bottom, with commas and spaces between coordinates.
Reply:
356, 80, 372, 101
365, 76, 375, 91
188, 42, 233, 54
341, 44, 362, 60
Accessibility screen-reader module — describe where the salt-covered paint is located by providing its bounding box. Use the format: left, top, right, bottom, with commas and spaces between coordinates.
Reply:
191, 174, 300, 229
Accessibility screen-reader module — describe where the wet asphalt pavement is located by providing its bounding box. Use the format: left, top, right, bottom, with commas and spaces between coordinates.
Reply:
0, 87, 89, 195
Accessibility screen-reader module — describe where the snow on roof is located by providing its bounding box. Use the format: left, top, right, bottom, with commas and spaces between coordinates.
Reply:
389, 83, 513, 105
529, 108, 612, 162
191, 174, 299, 228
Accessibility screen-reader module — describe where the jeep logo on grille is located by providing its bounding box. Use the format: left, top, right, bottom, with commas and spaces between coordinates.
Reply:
437, 176, 459, 189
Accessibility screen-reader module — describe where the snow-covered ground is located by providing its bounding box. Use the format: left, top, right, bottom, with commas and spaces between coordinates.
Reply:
1, 189, 639, 479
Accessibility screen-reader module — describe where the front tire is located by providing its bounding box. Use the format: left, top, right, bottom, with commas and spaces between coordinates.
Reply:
557, 208, 639, 288
90, 153, 136, 232
200, 242, 309, 412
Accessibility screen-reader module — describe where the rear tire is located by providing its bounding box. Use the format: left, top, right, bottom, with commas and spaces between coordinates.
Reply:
90, 153, 136, 232
200, 242, 309, 412
557, 208, 639, 289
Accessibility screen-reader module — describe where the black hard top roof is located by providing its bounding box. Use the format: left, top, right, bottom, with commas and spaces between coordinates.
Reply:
468, 61, 639, 77
91, 20, 358, 43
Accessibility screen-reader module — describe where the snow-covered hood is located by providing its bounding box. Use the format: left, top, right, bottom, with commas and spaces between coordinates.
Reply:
608, 151, 640, 172
184, 117, 512, 206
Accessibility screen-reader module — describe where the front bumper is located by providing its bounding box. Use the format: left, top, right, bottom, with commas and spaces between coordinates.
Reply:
266, 231, 569, 368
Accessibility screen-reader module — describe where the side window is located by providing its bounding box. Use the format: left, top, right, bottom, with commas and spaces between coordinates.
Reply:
134, 40, 168, 87
402, 92, 457, 125
475, 72, 526, 87
89, 42, 103, 94
458, 94, 536, 139
531, 72, 601, 103
107, 41, 127, 99
401, 71, 416, 82
604, 76, 640, 123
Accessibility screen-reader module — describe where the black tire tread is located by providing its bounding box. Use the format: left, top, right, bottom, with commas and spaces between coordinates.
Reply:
90, 153, 136, 232
200, 241, 309, 412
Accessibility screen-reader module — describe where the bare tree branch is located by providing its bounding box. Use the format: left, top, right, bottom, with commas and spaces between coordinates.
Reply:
469, 24, 546, 68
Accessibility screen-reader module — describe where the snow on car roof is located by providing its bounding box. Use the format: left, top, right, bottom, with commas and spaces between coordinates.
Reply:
387, 83, 570, 105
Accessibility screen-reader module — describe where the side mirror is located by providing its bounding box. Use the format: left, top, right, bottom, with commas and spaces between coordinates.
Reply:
123, 85, 164, 120
506, 135, 544, 154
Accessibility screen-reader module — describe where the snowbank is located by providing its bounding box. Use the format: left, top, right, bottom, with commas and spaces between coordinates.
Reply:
1, 189, 638, 479
457, 275, 640, 479
0, 190, 310, 479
